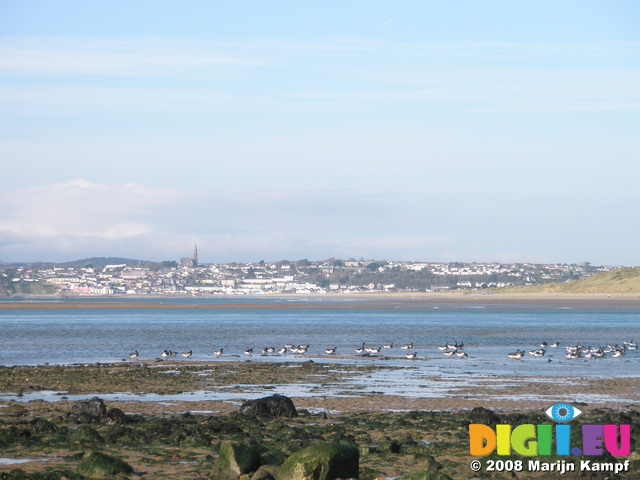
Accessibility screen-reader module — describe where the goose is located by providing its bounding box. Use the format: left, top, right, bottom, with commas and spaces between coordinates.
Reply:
444, 349, 457, 357
437, 345, 448, 351
262, 347, 269, 355
400, 342, 413, 350
529, 349, 546, 357
612, 347, 626, 358
507, 350, 524, 359
405, 352, 417, 359
181, 350, 192, 358
383, 343, 393, 349
365, 346, 381, 355
355, 343, 366, 354
296, 346, 308, 354
214, 348, 223, 357
539, 341, 548, 348
244, 348, 253, 356
129, 350, 139, 360
550, 342, 560, 348
324, 347, 337, 355
456, 351, 468, 358
278, 347, 287, 354
161, 350, 169, 358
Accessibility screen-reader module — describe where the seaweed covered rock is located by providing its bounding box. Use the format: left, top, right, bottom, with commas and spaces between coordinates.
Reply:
213, 440, 261, 478
465, 406, 501, 427
239, 394, 298, 419
77, 451, 134, 478
396, 471, 453, 480
68, 396, 107, 423
71, 425, 105, 444
29, 417, 59, 433
253, 465, 280, 480
279, 443, 359, 480
105, 407, 131, 425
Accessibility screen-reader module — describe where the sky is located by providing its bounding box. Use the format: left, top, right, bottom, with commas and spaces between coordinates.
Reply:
1, 1, 639, 265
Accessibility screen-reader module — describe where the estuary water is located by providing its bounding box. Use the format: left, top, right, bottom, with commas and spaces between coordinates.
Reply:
1, 296, 639, 381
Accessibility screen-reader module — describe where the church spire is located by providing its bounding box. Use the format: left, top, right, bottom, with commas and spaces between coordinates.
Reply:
193, 244, 198, 266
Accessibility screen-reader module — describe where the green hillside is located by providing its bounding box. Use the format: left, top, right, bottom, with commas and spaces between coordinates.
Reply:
506, 267, 640, 294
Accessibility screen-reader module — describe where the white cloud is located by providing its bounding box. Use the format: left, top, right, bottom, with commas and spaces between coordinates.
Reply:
0, 180, 179, 240
0, 179, 469, 263
0, 37, 266, 76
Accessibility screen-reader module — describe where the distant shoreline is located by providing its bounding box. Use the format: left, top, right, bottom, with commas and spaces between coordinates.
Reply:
2, 291, 640, 309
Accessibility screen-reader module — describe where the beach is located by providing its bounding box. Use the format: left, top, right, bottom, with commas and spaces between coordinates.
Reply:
1, 359, 639, 479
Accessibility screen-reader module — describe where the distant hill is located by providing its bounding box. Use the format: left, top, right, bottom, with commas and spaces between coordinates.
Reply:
506, 267, 640, 294
58, 257, 152, 268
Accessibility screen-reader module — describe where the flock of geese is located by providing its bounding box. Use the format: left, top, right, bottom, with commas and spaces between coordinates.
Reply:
128, 340, 473, 361
507, 340, 637, 360
129, 339, 638, 362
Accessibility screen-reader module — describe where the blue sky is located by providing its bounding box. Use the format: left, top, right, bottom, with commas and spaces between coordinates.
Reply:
1, 1, 639, 265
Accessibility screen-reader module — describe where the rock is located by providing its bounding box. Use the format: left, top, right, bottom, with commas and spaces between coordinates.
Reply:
213, 441, 261, 478
396, 471, 453, 480
260, 448, 288, 466
465, 407, 500, 427
69, 396, 107, 423
279, 443, 359, 480
71, 425, 105, 444
29, 417, 58, 433
238, 394, 298, 419
253, 465, 280, 480
77, 451, 134, 478
105, 407, 131, 425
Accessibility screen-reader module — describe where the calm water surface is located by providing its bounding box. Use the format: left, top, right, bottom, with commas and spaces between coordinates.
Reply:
1, 297, 639, 380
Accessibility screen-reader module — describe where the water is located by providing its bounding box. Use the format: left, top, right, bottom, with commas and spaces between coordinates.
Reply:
1, 297, 639, 380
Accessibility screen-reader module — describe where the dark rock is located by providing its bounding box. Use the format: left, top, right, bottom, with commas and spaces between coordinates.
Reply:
260, 448, 287, 466
238, 394, 298, 419
68, 396, 107, 423
105, 407, 131, 425
465, 406, 501, 427
77, 451, 134, 478
213, 441, 261, 478
0, 426, 31, 447
29, 417, 58, 433
71, 425, 105, 444
379, 439, 402, 453
253, 465, 280, 480
103, 426, 144, 445
279, 443, 359, 480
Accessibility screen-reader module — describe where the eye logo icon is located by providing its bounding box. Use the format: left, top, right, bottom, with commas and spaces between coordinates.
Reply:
545, 403, 583, 422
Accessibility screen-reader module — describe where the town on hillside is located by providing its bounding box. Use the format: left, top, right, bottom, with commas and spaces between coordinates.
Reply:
0, 247, 613, 296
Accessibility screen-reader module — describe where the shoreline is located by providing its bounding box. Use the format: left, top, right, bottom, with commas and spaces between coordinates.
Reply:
2, 291, 640, 309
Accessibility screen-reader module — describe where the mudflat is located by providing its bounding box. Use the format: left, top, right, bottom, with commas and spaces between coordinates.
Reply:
1, 360, 639, 479
2, 292, 640, 309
